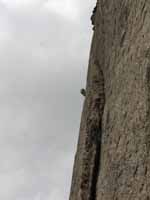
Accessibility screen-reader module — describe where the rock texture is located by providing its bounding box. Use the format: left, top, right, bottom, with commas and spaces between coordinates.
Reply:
69, 0, 150, 200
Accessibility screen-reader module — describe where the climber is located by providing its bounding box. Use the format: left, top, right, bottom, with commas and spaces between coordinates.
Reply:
80, 88, 86, 97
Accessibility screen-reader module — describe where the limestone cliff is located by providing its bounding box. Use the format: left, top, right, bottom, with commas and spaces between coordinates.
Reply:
69, 0, 150, 199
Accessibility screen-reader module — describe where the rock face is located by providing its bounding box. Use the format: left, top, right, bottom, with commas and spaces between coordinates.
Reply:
69, 0, 150, 200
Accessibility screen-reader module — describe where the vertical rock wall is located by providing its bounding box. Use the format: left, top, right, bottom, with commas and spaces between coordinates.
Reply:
69, 0, 150, 200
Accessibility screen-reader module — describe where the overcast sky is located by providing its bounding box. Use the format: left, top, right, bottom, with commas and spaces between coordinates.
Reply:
0, 0, 95, 199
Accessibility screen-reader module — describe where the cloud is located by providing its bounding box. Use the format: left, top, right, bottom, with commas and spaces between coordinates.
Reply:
44, 0, 79, 21
0, 0, 96, 199
1, 0, 44, 9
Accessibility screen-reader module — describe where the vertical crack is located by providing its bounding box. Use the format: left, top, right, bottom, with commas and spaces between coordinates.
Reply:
80, 61, 105, 200
90, 126, 102, 200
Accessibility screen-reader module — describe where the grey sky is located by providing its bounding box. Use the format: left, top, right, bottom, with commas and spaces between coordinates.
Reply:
0, 0, 95, 199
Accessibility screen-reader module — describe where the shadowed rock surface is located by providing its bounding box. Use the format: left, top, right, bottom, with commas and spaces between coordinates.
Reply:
69, 0, 150, 199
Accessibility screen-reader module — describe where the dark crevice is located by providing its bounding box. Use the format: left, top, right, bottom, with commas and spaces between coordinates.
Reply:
89, 126, 102, 200
80, 121, 104, 200
88, 77, 105, 199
